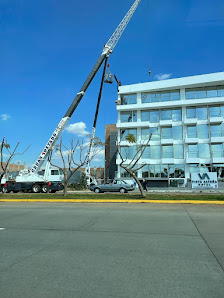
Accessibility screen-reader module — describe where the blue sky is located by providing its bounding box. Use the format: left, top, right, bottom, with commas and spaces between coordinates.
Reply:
1, 0, 224, 167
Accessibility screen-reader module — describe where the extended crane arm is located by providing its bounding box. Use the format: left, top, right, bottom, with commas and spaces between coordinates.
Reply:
30, 0, 142, 174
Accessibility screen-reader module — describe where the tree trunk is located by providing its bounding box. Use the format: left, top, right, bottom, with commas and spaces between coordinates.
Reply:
121, 166, 146, 198
63, 173, 68, 197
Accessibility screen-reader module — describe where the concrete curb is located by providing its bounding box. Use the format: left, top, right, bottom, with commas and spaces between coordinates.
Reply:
1, 199, 224, 204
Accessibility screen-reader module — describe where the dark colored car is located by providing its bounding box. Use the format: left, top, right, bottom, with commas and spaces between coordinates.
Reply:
90, 179, 134, 193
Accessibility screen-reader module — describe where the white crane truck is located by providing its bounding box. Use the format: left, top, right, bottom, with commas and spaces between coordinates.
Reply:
1, 0, 142, 193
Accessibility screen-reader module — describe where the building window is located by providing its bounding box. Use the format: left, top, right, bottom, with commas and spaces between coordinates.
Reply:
161, 127, 172, 139
141, 127, 160, 141
120, 168, 132, 178
174, 164, 185, 178
212, 164, 224, 178
120, 111, 137, 123
121, 94, 137, 105
186, 106, 208, 119
197, 125, 209, 139
150, 110, 160, 123
161, 164, 168, 177
174, 144, 184, 159
141, 90, 180, 103
186, 86, 224, 100
162, 145, 173, 158
211, 144, 224, 158
120, 129, 137, 141
142, 146, 150, 159
198, 144, 210, 158
173, 126, 183, 140
188, 144, 198, 158
161, 109, 182, 121
210, 124, 224, 137
209, 106, 221, 118
141, 111, 150, 122
142, 164, 161, 177
150, 146, 161, 159
187, 126, 197, 138
120, 146, 137, 159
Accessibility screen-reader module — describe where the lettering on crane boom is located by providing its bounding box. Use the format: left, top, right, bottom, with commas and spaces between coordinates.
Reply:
31, 118, 67, 173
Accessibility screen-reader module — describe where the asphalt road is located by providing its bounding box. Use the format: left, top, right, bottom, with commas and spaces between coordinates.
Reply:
0, 203, 224, 298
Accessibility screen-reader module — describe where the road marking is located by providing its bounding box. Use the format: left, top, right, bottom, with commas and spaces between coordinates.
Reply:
1, 199, 224, 204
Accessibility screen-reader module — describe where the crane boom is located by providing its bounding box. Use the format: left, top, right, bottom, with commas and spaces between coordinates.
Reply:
30, 0, 142, 174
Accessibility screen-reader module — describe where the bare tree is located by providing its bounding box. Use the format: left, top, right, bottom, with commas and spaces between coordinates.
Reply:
48, 136, 103, 196
117, 133, 152, 198
0, 137, 30, 184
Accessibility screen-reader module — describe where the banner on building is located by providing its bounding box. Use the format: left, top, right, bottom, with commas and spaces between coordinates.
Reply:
191, 172, 218, 189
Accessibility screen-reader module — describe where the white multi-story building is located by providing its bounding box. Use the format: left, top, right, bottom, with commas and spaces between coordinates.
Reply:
116, 72, 224, 187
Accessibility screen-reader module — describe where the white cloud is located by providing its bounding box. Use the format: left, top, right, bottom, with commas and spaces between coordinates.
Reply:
1, 114, 11, 121
92, 150, 104, 162
154, 73, 172, 81
65, 122, 89, 137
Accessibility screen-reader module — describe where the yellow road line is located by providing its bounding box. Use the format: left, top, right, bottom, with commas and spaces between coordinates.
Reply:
0, 199, 224, 204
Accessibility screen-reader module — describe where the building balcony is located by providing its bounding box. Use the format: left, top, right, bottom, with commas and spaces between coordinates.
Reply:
209, 117, 223, 124
184, 118, 198, 125
184, 137, 199, 144
161, 139, 173, 145
210, 136, 224, 143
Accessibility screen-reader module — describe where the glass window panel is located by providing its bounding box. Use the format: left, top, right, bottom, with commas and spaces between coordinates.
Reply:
150, 110, 159, 123
149, 165, 155, 177
196, 89, 206, 99
154, 165, 161, 177
161, 92, 170, 102
207, 88, 218, 98
142, 147, 150, 159
198, 144, 210, 158
173, 126, 182, 140
121, 129, 137, 141
211, 144, 223, 158
170, 91, 180, 101
218, 87, 224, 97
120, 111, 136, 122
197, 125, 209, 139
187, 126, 197, 138
141, 111, 150, 122
186, 108, 196, 118
121, 94, 137, 105
141, 128, 150, 140
169, 165, 174, 178
174, 165, 185, 178
142, 165, 149, 178
161, 127, 172, 139
161, 164, 168, 177
188, 145, 198, 158
174, 145, 184, 159
186, 90, 195, 100
221, 106, 224, 117
150, 127, 160, 141
210, 125, 221, 137
209, 106, 221, 117
161, 110, 172, 120
196, 107, 207, 120
172, 109, 182, 121
162, 145, 173, 158
189, 164, 199, 174
141, 93, 150, 104
120, 146, 137, 159
212, 164, 224, 178
150, 146, 161, 159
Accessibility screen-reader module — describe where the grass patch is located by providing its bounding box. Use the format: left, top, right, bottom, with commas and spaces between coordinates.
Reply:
1, 192, 224, 201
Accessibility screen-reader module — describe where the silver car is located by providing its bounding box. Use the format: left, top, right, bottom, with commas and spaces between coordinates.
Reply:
90, 179, 134, 193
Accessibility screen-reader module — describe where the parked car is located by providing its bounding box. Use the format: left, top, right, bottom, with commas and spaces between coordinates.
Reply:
90, 179, 134, 193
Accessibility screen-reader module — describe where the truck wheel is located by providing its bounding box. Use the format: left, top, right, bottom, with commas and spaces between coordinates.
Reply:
94, 188, 100, 193
119, 188, 126, 193
2, 187, 8, 193
41, 185, 49, 193
32, 184, 41, 193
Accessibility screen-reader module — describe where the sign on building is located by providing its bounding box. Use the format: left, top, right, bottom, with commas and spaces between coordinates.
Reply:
191, 172, 218, 189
